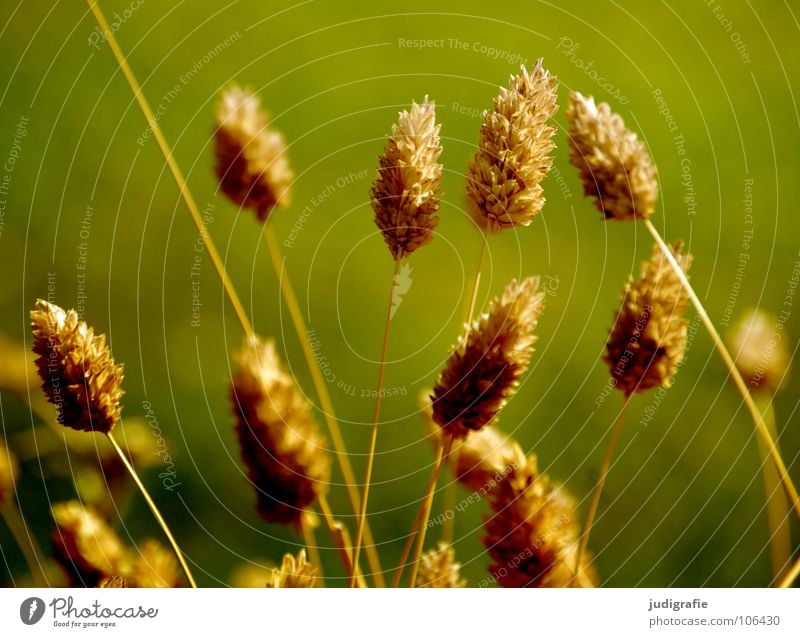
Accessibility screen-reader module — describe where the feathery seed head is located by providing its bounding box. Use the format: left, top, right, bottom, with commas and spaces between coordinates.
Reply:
483, 453, 596, 588
51, 501, 127, 586
265, 549, 318, 588
372, 97, 443, 259
452, 426, 526, 493
231, 336, 331, 528
130, 539, 182, 588
432, 277, 545, 438
605, 242, 692, 394
417, 542, 466, 588
215, 85, 293, 221
31, 300, 124, 434
0, 437, 18, 505
466, 60, 559, 231
566, 92, 658, 221
728, 309, 790, 392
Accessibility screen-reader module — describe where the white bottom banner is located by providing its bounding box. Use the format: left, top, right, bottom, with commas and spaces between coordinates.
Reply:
0, 588, 797, 635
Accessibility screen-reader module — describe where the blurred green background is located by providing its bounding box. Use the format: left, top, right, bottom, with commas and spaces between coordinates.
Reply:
1, 0, 799, 587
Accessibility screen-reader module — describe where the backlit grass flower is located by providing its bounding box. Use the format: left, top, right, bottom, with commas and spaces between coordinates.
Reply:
30, 300, 124, 434
432, 278, 545, 438
728, 309, 790, 392
417, 542, 466, 588
372, 97, 443, 259
566, 92, 658, 221
466, 60, 559, 231
265, 549, 318, 588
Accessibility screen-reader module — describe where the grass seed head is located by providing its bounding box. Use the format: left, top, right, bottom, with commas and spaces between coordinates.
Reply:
728, 309, 790, 392
215, 85, 293, 221
417, 542, 466, 588
466, 60, 559, 231
566, 92, 658, 221
265, 549, 318, 588
31, 300, 124, 434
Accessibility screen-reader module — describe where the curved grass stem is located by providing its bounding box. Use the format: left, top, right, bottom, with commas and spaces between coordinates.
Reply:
350, 259, 401, 587
406, 435, 453, 587
106, 432, 197, 588
574, 390, 633, 582
643, 218, 800, 523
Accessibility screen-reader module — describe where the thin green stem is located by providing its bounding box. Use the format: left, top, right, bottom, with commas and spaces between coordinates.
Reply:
575, 390, 633, 581
643, 218, 800, 523
350, 259, 401, 587
406, 435, 452, 587
106, 432, 197, 588
1, 503, 49, 587
263, 224, 384, 586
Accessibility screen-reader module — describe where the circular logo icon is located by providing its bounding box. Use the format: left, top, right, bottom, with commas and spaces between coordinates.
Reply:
20, 597, 45, 625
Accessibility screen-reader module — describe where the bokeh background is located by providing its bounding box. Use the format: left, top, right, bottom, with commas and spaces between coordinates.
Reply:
1, 0, 799, 587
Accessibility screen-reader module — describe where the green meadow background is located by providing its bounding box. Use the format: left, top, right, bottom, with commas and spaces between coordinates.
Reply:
1, 0, 799, 587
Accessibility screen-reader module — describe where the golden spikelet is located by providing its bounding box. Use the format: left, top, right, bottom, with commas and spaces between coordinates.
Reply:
265, 549, 318, 588
466, 60, 559, 231
230, 336, 331, 527
371, 97, 443, 260
431, 278, 545, 438
30, 300, 123, 434
98, 575, 128, 588
130, 539, 182, 588
214, 85, 293, 221
566, 92, 658, 221
482, 453, 595, 588
417, 542, 466, 588
728, 309, 790, 392
51, 501, 127, 586
451, 426, 526, 493
0, 437, 19, 505
605, 242, 692, 394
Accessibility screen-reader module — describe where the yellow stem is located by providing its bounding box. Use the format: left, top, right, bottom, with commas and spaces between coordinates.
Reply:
300, 514, 323, 581
1, 503, 49, 587
643, 218, 800, 522
441, 238, 487, 545
390, 491, 427, 587
778, 555, 800, 588
350, 259, 401, 587
317, 493, 366, 587
575, 391, 633, 581
754, 394, 792, 581
262, 224, 384, 585
406, 435, 452, 587
106, 432, 197, 588
85, 0, 253, 338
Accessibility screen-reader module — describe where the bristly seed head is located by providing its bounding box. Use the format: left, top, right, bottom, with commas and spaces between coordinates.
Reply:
566, 92, 658, 221
417, 542, 466, 588
265, 549, 318, 588
230, 336, 330, 528
483, 452, 596, 588
431, 277, 545, 438
30, 300, 124, 434
605, 242, 692, 394
215, 85, 293, 222
372, 97, 443, 260
466, 60, 559, 231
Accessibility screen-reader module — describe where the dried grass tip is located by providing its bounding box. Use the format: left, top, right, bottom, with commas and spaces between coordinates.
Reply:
566, 92, 658, 221
483, 452, 596, 588
605, 242, 692, 394
231, 336, 331, 528
31, 300, 123, 434
51, 501, 181, 588
417, 542, 466, 588
265, 549, 318, 588
728, 309, 790, 392
215, 85, 293, 221
466, 60, 559, 231
431, 277, 545, 438
372, 97, 443, 259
